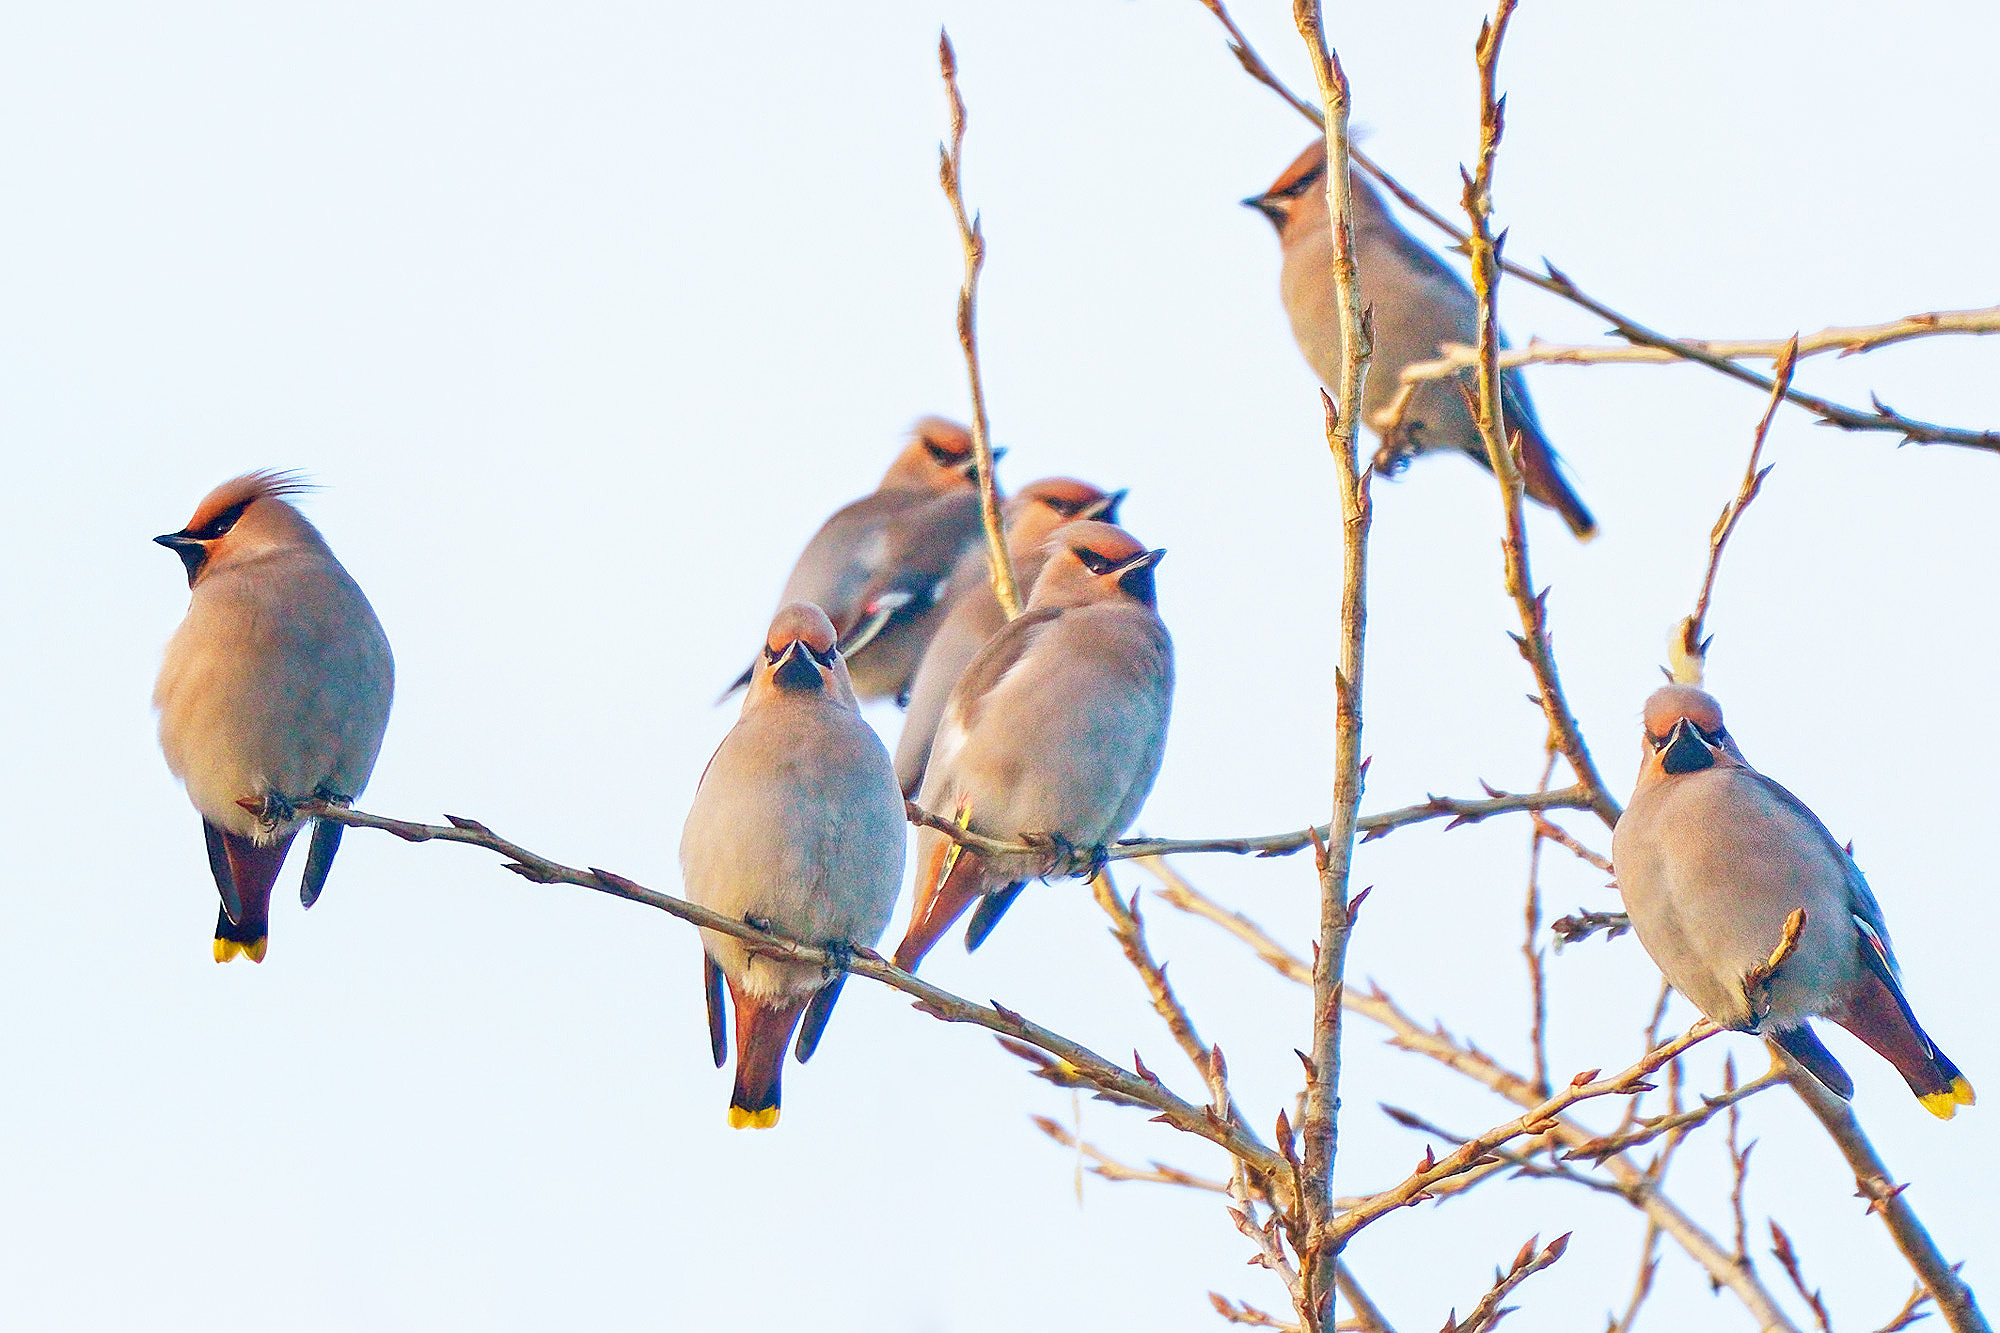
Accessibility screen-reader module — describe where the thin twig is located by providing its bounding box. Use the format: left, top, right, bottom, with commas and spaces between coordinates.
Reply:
1396, 307, 2000, 380
1184, 0, 2000, 453
1327, 1018, 1723, 1247
1675, 336, 1799, 677
301, 802, 1293, 1202
1560, 1067, 1785, 1164
1524, 747, 1558, 1097
1606, 1221, 1662, 1333
904, 785, 1597, 865
1874, 1282, 1940, 1333
1335, 1261, 1398, 1333
936, 30, 1020, 619
1457, 0, 1621, 830
1211, 1293, 1301, 1331
1145, 863, 1804, 1332
1291, 2, 1372, 1325
1029, 1115, 1230, 1194
1770, 1220, 1835, 1333
1529, 814, 1613, 874
1442, 1233, 1571, 1333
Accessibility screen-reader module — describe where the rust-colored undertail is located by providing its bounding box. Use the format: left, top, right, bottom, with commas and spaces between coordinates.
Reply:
208, 822, 297, 964
1835, 959, 1975, 1120
892, 835, 989, 973
725, 978, 810, 1130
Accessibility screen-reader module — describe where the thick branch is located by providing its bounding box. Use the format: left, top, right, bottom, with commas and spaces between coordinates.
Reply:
1786, 1066, 1991, 1333
300, 802, 1290, 1201
1293, 2, 1372, 1326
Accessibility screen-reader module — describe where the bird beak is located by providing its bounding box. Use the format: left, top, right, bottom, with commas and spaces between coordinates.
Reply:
768, 640, 825, 692
1112, 547, 1166, 603
154, 531, 209, 583
1660, 718, 1716, 776
1085, 489, 1127, 523
1242, 194, 1286, 230
960, 446, 1005, 481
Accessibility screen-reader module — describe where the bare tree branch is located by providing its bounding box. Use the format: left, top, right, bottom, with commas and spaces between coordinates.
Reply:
1785, 1065, 1991, 1333
1441, 1233, 1571, 1333
904, 785, 1598, 865
1675, 337, 1799, 678
1183, 0, 2000, 453
935, 30, 1020, 619
1145, 862, 1804, 1332
300, 802, 1293, 1202
1290, 2, 1373, 1323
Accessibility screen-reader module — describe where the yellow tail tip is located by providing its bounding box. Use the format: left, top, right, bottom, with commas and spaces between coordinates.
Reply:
1918, 1077, 1974, 1120
213, 937, 268, 964
728, 1104, 781, 1130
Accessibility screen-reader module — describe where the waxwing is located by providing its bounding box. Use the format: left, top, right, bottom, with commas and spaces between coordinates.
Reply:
1611, 684, 1973, 1117
893, 477, 1125, 796
153, 471, 394, 962
1246, 140, 1596, 539
722, 417, 997, 704
893, 521, 1172, 971
683, 603, 906, 1127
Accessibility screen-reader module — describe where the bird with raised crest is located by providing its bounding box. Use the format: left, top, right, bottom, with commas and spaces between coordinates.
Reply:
153, 471, 394, 963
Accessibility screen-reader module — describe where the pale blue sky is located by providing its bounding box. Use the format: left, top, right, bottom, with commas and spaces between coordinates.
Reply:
1, 2, 1993, 1328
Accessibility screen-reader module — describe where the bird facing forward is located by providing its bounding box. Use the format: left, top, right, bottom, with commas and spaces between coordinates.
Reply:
682, 603, 907, 1128
894, 520, 1173, 972
1245, 140, 1596, 539
1611, 684, 1973, 1117
153, 471, 395, 962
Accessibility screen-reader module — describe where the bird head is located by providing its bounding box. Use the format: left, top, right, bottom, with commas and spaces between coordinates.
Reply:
878, 417, 1001, 494
1005, 479, 1127, 557
1638, 685, 1747, 781
1030, 521, 1166, 611
154, 470, 319, 588
752, 602, 855, 708
1243, 139, 1389, 244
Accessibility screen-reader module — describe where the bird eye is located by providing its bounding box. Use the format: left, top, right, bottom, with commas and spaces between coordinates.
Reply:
806, 642, 837, 667
1046, 498, 1085, 517
923, 442, 967, 468
1274, 165, 1325, 199
1074, 548, 1117, 575
184, 499, 253, 542
1646, 731, 1669, 752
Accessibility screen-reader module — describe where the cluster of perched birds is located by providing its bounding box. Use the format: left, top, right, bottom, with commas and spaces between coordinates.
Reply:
151, 141, 1971, 1130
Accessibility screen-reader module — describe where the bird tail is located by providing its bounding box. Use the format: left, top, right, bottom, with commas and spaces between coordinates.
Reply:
725, 979, 809, 1130
892, 826, 987, 973
206, 821, 296, 964
1835, 954, 1975, 1120
1515, 422, 1597, 541
1770, 1024, 1854, 1100
716, 660, 755, 705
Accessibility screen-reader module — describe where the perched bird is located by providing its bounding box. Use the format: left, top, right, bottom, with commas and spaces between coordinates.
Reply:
893, 520, 1172, 972
721, 417, 996, 705
1611, 684, 1973, 1118
1245, 140, 1596, 539
153, 471, 395, 962
682, 603, 906, 1128
893, 478, 1126, 796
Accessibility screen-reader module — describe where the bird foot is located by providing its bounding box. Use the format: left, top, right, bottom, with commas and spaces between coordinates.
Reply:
1022, 832, 1106, 882
1371, 439, 1416, 479
743, 913, 774, 933
236, 791, 298, 830
821, 939, 856, 981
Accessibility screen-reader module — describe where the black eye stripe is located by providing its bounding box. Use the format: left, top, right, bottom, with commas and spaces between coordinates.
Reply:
1274, 166, 1325, 200
184, 499, 253, 542
1074, 547, 1117, 575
